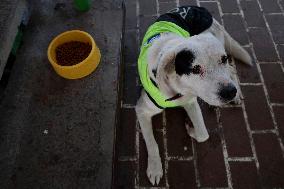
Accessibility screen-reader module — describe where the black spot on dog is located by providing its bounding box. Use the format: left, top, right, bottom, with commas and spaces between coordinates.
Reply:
174, 49, 195, 75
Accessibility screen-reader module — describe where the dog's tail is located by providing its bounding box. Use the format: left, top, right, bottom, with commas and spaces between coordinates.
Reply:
223, 27, 252, 66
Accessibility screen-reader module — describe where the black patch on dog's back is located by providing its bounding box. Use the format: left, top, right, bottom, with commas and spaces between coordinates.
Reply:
157, 6, 213, 36
174, 50, 195, 75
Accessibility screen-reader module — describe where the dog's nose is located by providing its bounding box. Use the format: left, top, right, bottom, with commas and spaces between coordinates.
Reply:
218, 84, 237, 101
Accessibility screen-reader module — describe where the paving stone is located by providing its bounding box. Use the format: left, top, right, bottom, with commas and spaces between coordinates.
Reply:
260, 64, 284, 103
220, 107, 253, 157
113, 161, 136, 188
200, 1, 222, 24
124, 30, 138, 65
280, 0, 284, 9
241, 86, 274, 130
116, 108, 136, 157
195, 132, 227, 187
168, 160, 197, 188
235, 47, 261, 83
123, 65, 139, 105
152, 112, 163, 130
199, 101, 218, 131
159, 0, 176, 2
139, 0, 157, 15
159, 2, 176, 14
219, 0, 239, 13
253, 133, 284, 187
273, 106, 284, 142
139, 132, 166, 187
240, 0, 266, 28
249, 27, 279, 62
139, 15, 158, 43
277, 44, 284, 66
179, 0, 197, 6
125, 1, 137, 30
223, 15, 249, 46
166, 108, 193, 157
259, 0, 281, 13
229, 161, 261, 189
265, 14, 284, 44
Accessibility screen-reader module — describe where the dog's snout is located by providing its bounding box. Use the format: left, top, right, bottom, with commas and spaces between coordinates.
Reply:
218, 84, 237, 101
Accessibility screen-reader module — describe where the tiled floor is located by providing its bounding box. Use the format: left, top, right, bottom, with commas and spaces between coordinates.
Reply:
113, 0, 284, 188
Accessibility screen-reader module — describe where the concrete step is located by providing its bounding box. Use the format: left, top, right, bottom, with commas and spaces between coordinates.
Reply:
0, 0, 124, 188
0, 0, 28, 79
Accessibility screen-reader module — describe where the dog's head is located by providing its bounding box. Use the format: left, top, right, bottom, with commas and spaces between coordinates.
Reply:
160, 33, 237, 106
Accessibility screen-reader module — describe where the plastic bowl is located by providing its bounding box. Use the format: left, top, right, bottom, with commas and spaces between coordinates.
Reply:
47, 30, 101, 79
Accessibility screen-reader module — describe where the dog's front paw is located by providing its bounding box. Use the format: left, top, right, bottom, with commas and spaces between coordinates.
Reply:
230, 92, 243, 105
147, 156, 163, 186
187, 127, 209, 142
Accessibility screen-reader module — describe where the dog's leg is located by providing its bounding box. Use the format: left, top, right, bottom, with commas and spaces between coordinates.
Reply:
136, 90, 163, 185
183, 98, 209, 142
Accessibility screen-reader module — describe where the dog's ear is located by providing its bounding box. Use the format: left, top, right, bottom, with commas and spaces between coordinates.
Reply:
174, 49, 195, 75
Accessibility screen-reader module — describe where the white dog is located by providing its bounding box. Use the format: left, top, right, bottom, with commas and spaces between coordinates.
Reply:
135, 6, 252, 185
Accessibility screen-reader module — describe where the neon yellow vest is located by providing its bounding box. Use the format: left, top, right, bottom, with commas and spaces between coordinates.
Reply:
138, 21, 190, 108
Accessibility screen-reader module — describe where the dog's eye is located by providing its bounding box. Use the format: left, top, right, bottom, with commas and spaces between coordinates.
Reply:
221, 55, 231, 64
192, 65, 201, 74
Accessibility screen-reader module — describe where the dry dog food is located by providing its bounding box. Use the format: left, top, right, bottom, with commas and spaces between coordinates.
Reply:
55, 41, 92, 66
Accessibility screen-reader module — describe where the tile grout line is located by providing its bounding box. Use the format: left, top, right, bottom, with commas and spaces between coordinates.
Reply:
135, 120, 140, 189
122, 104, 136, 108
196, 0, 201, 7
156, 0, 160, 16
271, 103, 284, 107
157, 1, 169, 188
192, 138, 201, 187
264, 12, 284, 15
216, 2, 233, 188
135, 0, 140, 187
222, 12, 242, 15
215, 0, 224, 26
162, 111, 170, 188
255, 0, 284, 73
227, 157, 254, 162
239, 95, 261, 182
199, 0, 218, 2
251, 129, 277, 134
190, 1, 202, 188
257, 61, 282, 64
166, 156, 194, 161
118, 156, 138, 161
216, 108, 233, 189
277, 0, 284, 12
239, 83, 262, 86
252, 0, 284, 158
235, 0, 265, 184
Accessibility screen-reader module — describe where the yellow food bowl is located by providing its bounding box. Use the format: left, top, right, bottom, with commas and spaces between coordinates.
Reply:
47, 30, 101, 79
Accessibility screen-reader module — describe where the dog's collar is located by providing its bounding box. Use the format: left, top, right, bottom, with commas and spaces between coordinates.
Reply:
150, 78, 184, 102
165, 93, 183, 101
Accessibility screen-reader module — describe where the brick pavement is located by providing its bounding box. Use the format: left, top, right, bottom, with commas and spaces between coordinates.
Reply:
113, 0, 284, 188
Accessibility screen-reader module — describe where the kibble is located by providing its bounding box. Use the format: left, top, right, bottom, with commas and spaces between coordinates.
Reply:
55, 41, 92, 66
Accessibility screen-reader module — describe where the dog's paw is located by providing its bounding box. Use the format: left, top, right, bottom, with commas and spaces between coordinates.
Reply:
147, 156, 163, 186
230, 92, 243, 105
187, 127, 209, 142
